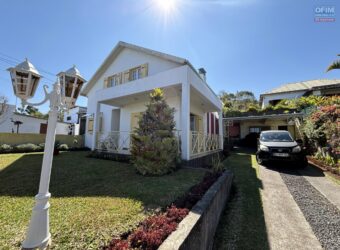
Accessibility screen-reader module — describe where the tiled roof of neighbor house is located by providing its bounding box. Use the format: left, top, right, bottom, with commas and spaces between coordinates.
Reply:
262, 79, 340, 96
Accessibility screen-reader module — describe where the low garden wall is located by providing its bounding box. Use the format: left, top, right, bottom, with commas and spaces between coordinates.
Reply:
0, 133, 84, 148
159, 170, 233, 250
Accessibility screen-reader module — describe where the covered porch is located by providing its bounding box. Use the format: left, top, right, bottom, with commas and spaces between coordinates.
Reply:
91, 81, 223, 160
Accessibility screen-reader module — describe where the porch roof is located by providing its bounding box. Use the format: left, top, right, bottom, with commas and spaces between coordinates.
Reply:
223, 112, 304, 122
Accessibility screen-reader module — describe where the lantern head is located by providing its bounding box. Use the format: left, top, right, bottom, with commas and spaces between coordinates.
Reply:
7, 59, 42, 100
58, 65, 86, 109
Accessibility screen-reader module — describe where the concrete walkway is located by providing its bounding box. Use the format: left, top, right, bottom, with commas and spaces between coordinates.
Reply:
259, 165, 323, 250
298, 165, 340, 210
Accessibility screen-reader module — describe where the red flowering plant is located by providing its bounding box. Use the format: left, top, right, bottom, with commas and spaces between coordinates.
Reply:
303, 104, 339, 171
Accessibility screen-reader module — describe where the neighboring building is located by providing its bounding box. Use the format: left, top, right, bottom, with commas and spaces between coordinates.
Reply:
225, 79, 340, 143
81, 41, 223, 162
260, 79, 340, 108
63, 106, 87, 135
0, 105, 70, 135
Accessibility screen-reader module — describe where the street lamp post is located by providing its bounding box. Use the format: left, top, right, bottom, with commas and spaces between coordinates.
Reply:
7, 59, 86, 250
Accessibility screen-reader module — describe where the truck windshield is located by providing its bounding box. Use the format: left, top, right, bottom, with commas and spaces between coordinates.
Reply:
260, 132, 293, 142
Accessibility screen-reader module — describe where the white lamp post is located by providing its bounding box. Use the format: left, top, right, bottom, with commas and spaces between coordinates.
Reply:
7, 59, 86, 250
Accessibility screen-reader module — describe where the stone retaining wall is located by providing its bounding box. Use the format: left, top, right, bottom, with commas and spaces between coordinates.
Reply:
159, 170, 233, 250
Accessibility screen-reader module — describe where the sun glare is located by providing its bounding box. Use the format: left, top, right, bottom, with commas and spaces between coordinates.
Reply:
154, 0, 178, 14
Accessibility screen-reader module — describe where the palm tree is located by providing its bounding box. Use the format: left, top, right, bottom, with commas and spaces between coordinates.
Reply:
326, 54, 340, 72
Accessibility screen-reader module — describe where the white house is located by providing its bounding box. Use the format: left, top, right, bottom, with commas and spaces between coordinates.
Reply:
81, 41, 223, 162
0, 105, 70, 135
260, 79, 340, 108
63, 106, 87, 135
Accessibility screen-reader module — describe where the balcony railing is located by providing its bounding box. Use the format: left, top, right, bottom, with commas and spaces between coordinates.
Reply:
190, 132, 221, 157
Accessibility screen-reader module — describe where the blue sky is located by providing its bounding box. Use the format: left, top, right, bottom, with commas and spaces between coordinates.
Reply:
0, 0, 339, 113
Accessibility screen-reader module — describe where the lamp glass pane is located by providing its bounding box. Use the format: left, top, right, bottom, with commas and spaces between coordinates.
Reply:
15, 71, 29, 95
65, 76, 75, 97
73, 79, 84, 99
30, 75, 40, 96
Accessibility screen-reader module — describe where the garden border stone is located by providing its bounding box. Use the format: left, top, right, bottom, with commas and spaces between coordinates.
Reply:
159, 170, 233, 250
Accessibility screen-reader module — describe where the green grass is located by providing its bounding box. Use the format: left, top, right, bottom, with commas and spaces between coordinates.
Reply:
213, 149, 269, 250
0, 152, 205, 249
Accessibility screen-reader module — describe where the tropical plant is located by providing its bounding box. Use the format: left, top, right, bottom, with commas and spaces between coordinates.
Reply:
326, 54, 340, 72
131, 88, 179, 176
219, 90, 259, 115
211, 153, 224, 173
302, 104, 339, 168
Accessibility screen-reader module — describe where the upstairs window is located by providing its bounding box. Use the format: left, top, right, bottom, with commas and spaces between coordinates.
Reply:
108, 73, 122, 87
130, 67, 143, 81
104, 63, 148, 88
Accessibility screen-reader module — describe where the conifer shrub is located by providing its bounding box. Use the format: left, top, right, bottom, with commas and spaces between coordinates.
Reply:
131, 88, 180, 176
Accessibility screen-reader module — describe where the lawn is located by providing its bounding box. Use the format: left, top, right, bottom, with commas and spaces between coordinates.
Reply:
213, 149, 269, 250
0, 151, 205, 249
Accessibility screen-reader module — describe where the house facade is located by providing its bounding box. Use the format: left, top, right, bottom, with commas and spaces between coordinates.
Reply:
225, 79, 340, 143
81, 42, 223, 161
260, 79, 340, 108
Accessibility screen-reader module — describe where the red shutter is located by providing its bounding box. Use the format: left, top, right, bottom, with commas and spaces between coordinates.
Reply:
216, 117, 219, 134
207, 113, 210, 134
211, 113, 215, 134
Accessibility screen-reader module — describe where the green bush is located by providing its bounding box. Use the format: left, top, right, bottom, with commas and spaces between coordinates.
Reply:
132, 136, 179, 175
0, 144, 13, 153
131, 88, 180, 176
14, 143, 39, 153
38, 143, 45, 151
58, 144, 69, 151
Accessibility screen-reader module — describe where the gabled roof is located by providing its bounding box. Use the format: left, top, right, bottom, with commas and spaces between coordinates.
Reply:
81, 41, 192, 96
261, 79, 340, 96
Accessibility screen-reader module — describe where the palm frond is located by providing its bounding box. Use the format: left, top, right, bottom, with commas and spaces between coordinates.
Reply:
326, 60, 340, 72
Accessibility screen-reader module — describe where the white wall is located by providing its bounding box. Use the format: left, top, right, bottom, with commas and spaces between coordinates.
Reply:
86, 47, 182, 97
261, 91, 306, 108
0, 105, 70, 135
239, 119, 297, 139
64, 107, 80, 124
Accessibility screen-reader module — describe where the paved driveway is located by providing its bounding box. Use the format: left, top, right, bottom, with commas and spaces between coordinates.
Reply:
213, 149, 340, 250
260, 161, 340, 250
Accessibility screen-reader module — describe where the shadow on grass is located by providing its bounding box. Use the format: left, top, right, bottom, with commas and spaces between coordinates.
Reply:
213, 148, 270, 250
0, 152, 205, 208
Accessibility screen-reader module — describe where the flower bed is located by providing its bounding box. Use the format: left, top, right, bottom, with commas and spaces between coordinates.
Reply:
103, 172, 222, 250
307, 156, 340, 179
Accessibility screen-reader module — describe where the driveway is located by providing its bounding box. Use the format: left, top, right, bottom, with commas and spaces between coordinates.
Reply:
260, 160, 340, 250
214, 149, 340, 250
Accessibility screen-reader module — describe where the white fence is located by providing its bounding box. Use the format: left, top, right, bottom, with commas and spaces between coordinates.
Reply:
96, 130, 221, 157
190, 132, 221, 157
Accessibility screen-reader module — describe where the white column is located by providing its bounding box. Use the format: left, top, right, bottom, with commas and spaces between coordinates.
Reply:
219, 111, 223, 150
91, 102, 100, 150
181, 82, 190, 160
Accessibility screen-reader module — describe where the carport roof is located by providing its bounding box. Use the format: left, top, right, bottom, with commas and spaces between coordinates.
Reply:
223, 112, 304, 121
